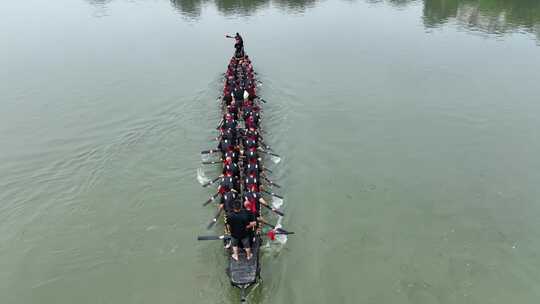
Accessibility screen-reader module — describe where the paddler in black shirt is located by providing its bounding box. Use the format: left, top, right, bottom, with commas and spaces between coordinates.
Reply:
219, 190, 238, 212
227, 200, 256, 261
243, 185, 272, 217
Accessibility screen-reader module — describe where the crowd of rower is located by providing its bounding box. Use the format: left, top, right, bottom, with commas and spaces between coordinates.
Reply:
205, 35, 283, 261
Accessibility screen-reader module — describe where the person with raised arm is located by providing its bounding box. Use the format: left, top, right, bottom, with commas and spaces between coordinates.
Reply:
225, 32, 244, 58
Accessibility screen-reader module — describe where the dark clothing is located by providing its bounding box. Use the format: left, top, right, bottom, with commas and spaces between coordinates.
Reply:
235, 34, 244, 49
219, 176, 237, 193
243, 191, 261, 216
223, 162, 240, 179
224, 151, 239, 163
233, 88, 244, 101
234, 35, 244, 58
227, 104, 238, 118
221, 191, 237, 211
223, 95, 233, 106
231, 235, 250, 248
244, 162, 260, 178
227, 209, 255, 239
221, 129, 237, 144
244, 176, 259, 189
218, 139, 234, 153
222, 119, 237, 130
243, 138, 258, 150
245, 149, 258, 160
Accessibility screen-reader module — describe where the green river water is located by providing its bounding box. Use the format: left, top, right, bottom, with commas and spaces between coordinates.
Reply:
1, 0, 540, 303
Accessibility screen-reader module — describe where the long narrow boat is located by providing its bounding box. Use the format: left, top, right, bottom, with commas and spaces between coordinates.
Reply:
197, 41, 290, 303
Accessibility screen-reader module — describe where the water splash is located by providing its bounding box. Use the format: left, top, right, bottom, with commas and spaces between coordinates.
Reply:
200, 153, 213, 162
196, 167, 211, 185
270, 155, 281, 164
271, 196, 283, 209
274, 219, 288, 244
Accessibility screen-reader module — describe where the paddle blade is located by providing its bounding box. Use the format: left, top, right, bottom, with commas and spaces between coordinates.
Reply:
197, 235, 226, 241
207, 209, 223, 229
202, 176, 220, 188
203, 193, 218, 206
270, 155, 281, 164
207, 219, 218, 229
202, 160, 222, 165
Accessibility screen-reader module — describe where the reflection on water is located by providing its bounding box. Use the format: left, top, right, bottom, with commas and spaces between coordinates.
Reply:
167, 0, 539, 41
423, 0, 540, 40
84, 0, 540, 40
87, 0, 113, 17
169, 0, 318, 17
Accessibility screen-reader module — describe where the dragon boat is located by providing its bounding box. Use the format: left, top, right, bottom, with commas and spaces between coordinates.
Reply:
197, 47, 291, 303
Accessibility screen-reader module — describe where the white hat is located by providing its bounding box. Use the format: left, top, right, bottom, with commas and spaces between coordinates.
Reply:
243, 90, 249, 99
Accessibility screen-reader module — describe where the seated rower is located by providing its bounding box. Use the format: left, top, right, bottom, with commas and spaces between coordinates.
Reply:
219, 189, 238, 212
226, 101, 239, 119
244, 160, 260, 179
233, 87, 244, 103
223, 150, 239, 163
245, 113, 259, 129
219, 113, 237, 130
219, 128, 237, 145
219, 171, 240, 193
223, 157, 240, 179
243, 185, 273, 217
242, 137, 258, 152
222, 94, 233, 107
243, 171, 260, 191
217, 138, 234, 154
227, 200, 256, 261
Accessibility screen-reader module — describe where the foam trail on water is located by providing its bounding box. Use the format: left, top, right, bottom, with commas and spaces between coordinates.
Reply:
196, 168, 211, 185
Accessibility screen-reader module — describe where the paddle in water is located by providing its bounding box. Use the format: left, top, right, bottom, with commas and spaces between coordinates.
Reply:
261, 203, 284, 216
262, 189, 283, 200
202, 176, 220, 188
259, 150, 280, 158
207, 208, 223, 229
263, 176, 281, 188
203, 192, 220, 206
201, 149, 219, 154
259, 219, 294, 235
197, 235, 231, 241
202, 160, 223, 165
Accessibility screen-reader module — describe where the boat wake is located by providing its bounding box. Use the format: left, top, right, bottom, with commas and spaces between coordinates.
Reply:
196, 167, 211, 185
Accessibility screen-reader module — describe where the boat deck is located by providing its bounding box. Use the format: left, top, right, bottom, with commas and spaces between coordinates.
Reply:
228, 238, 261, 287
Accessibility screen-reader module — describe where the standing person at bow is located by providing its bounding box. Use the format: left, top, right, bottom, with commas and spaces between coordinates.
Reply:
225, 33, 244, 58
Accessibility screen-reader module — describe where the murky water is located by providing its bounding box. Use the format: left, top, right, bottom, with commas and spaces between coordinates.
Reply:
1, 0, 540, 303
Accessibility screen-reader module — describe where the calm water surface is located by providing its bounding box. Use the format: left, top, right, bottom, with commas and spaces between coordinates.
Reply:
1, 0, 540, 303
